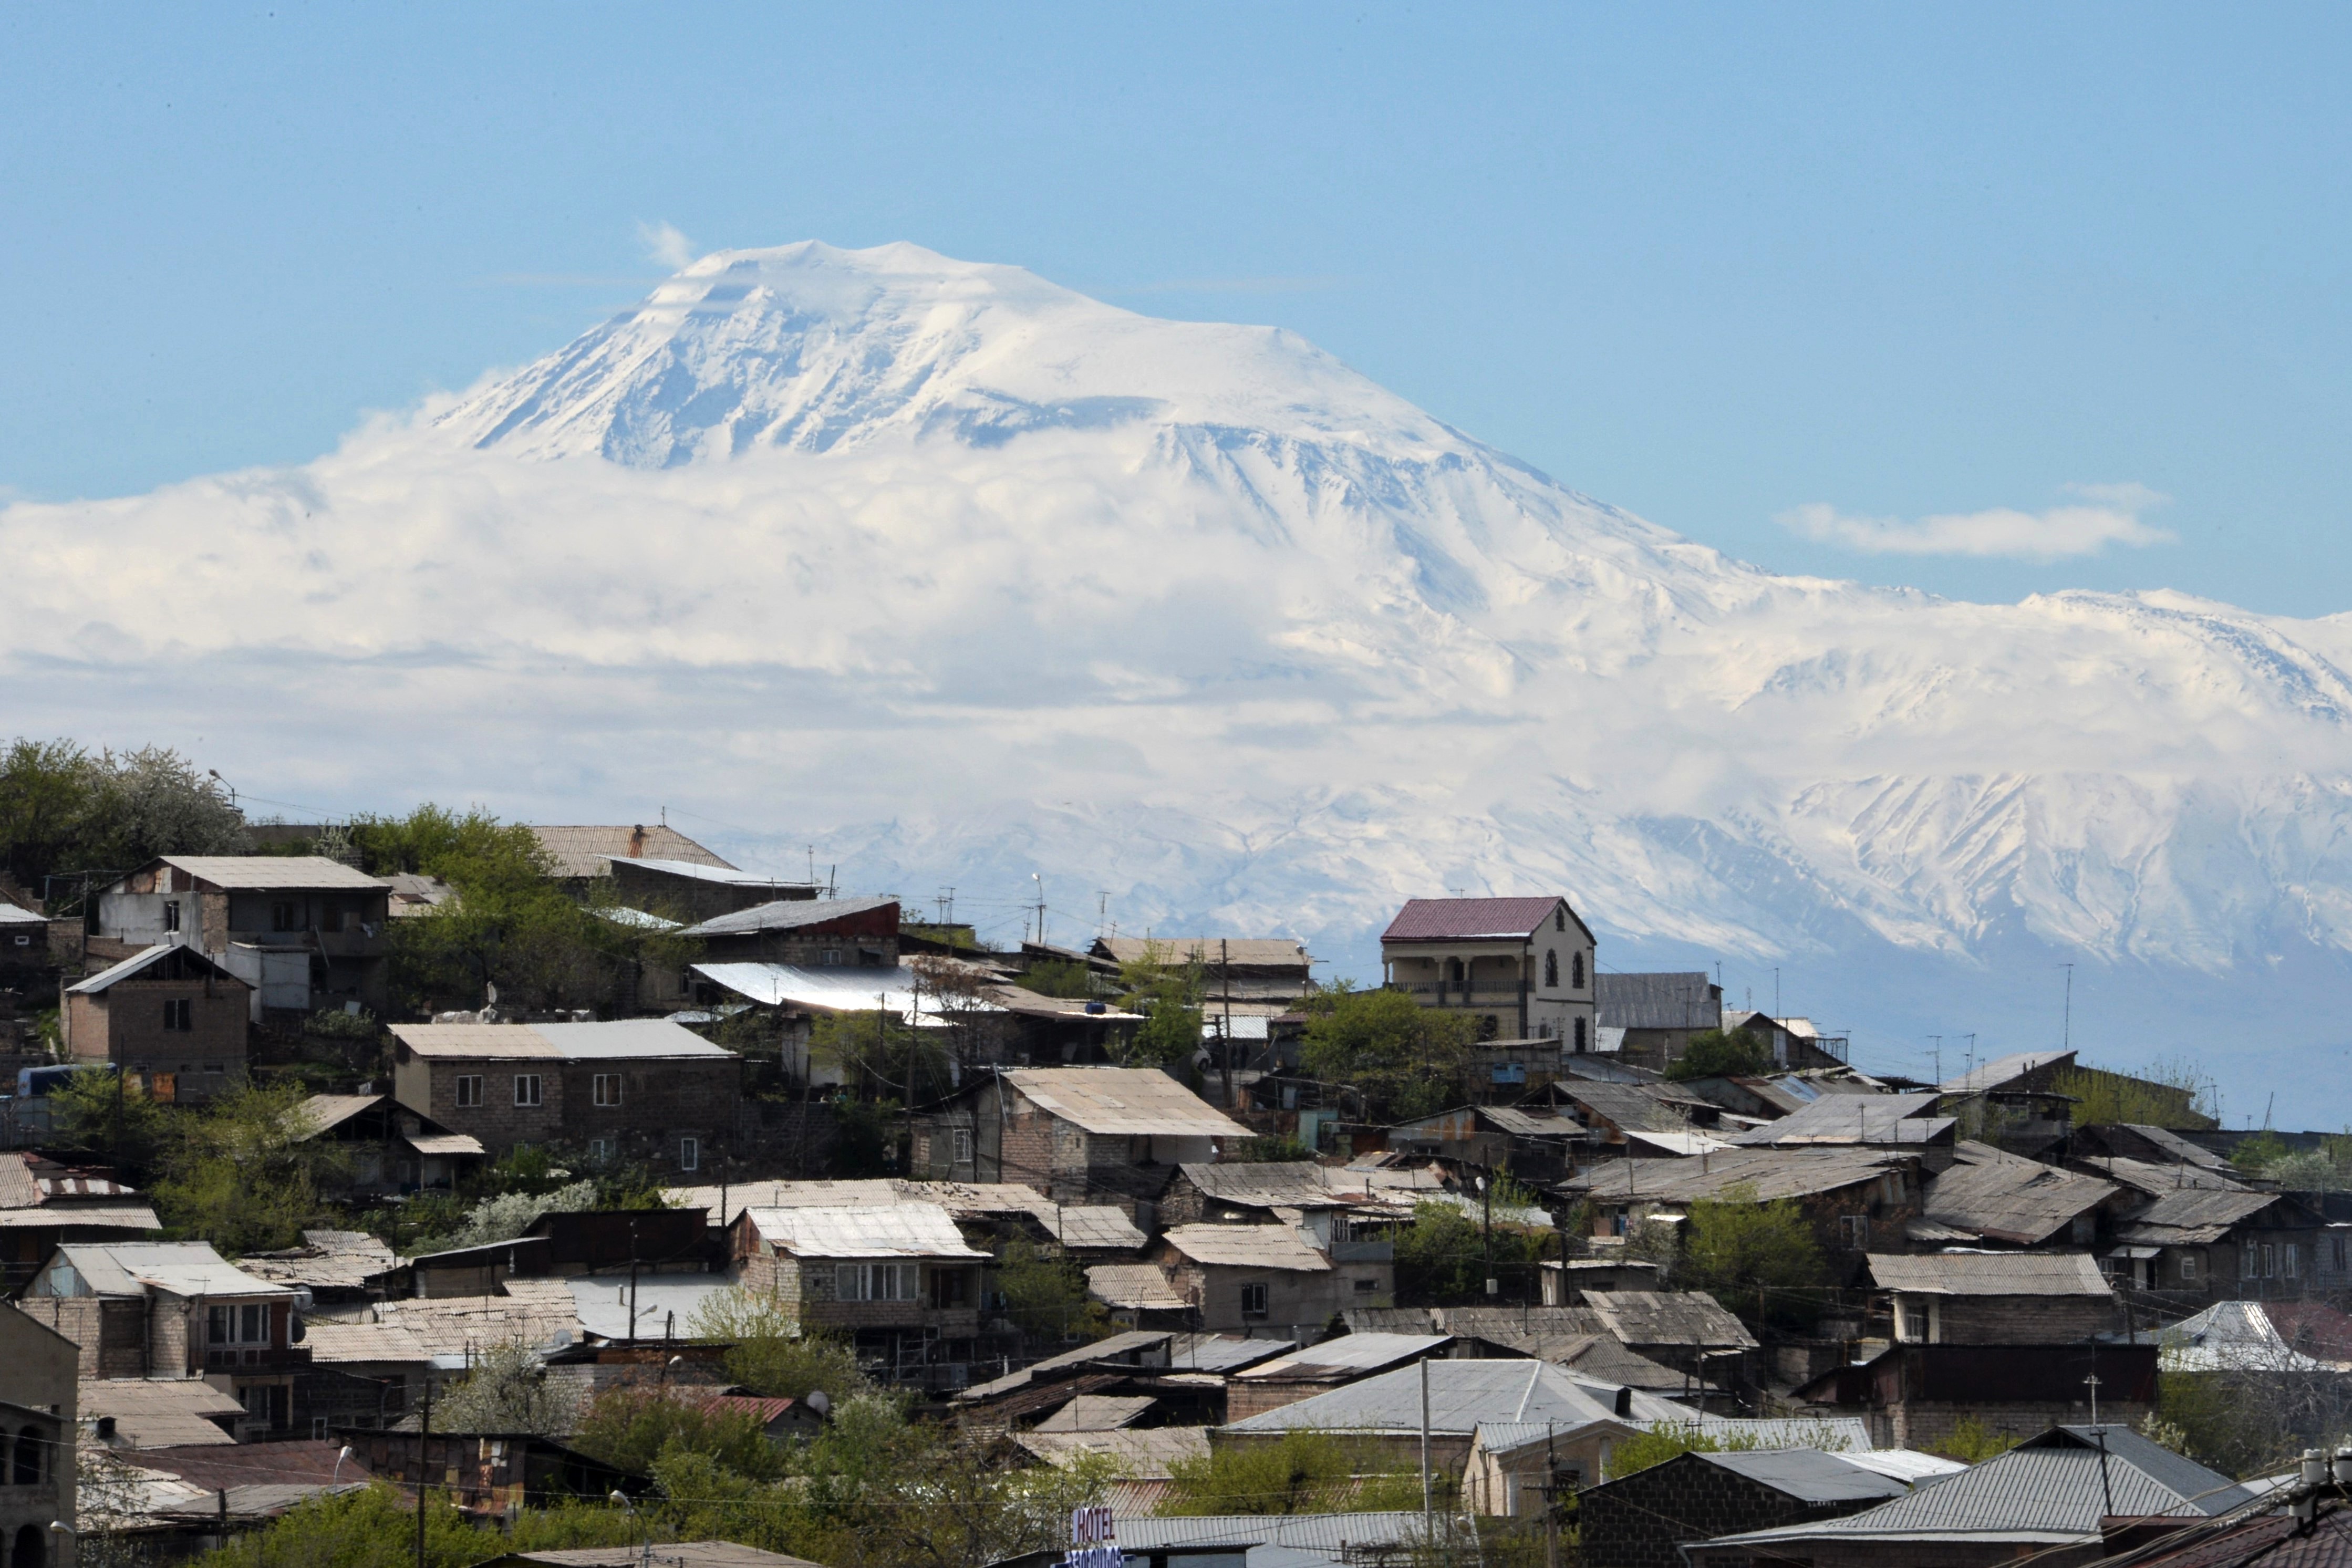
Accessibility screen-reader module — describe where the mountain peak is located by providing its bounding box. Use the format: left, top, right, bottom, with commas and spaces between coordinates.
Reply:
437, 238, 1448, 467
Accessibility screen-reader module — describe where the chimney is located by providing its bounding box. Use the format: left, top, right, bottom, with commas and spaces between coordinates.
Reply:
629, 825, 646, 858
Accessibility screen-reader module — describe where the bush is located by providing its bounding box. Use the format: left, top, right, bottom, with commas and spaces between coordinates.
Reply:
431, 1342, 584, 1436
1928, 1417, 2021, 1463
997, 1235, 1113, 1344
1163, 1429, 1426, 1514
1392, 1194, 1555, 1306
572, 1387, 788, 1480
686, 1288, 870, 1403
1673, 1181, 1827, 1326
1299, 984, 1476, 1123
1663, 1028, 1775, 1082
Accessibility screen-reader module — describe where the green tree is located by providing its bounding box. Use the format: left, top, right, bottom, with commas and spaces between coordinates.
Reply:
1299, 983, 1475, 1123
1928, 1417, 2022, 1463
573, 1386, 791, 1480
0, 739, 250, 895
1601, 1421, 1789, 1480
1162, 1429, 1425, 1514
1663, 1028, 1776, 1082
48, 1067, 171, 1171
432, 1342, 586, 1436
148, 1081, 351, 1254
2054, 1061, 2216, 1130
1673, 1181, 1827, 1325
1116, 942, 1207, 1067
686, 1287, 871, 1403
1392, 1195, 1555, 1306
0, 738, 99, 891
997, 1235, 1113, 1344
1020, 957, 1096, 999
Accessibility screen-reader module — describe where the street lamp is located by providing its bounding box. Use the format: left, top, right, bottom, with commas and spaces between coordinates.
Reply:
609, 1491, 650, 1568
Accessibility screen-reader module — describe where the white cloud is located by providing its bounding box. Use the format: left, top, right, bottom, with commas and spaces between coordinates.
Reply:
1779, 483, 2172, 560
636, 220, 696, 271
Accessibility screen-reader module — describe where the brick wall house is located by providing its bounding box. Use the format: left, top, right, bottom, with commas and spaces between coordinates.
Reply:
1153, 1223, 1382, 1341
911, 1066, 1249, 1221
390, 1019, 743, 1175
92, 856, 391, 1017
60, 943, 251, 1101
730, 1201, 988, 1385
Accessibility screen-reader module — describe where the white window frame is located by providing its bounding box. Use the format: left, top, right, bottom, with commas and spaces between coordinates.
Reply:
679, 1136, 699, 1172
210, 1302, 269, 1344
952, 1128, 974, 1166
454, 1075, 483, 1108
593, 1073, 623, 1107
588, 1137, 612, 1162
1840, 1213, 1870, 1248
513, 1074, 543, 1107
2180, 1252, 2198, 1281
1240, 1281, 1269, 1318
2285, 1243, 2299, 1279
834, 1262, 915, 1301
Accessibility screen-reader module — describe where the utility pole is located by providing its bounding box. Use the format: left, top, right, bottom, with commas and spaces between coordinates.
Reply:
415, 1379, 432, 1568
1930, 1036, 1942, 1085
1774, 967, 1781, 1020
1220, 939, 1234, 1109
1419, 1356, 1433, 1531
2061, 963, 2075, 1051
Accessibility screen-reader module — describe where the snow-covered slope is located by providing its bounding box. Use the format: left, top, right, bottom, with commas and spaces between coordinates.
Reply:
7, 240, 2351, 1099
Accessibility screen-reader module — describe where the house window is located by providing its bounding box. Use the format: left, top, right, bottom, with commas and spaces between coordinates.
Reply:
2335, 1236, 2347, 1273
1354, 1278, 1377, 1294
835, 1262, 916, 1301
1240, 1282, 1269, 1318
2284, 1244, 2299, 1279
1573, 1017, 1588, 1053
679, 968, 694, 996
454, 1075, 483, 1108
1555, 908, 1565, 932
162, 999, 193, 1032
1572, 952, 1585, 988
1898, 1299, 1931, 1342
513, 1074, 543, 1107
588, 1138, 612, 1161
952, 1129, 974, 1166
1545, 951, 1560, 988
209, 1303, 269, 1344
822, 949, 843, 967
1840, 1214, 1870, 1248
679, 1136, 699, 1171
593, 1073, 623, 1107
163, 900, 181, 932
2180, 1253, 2198, 1281
271, 901, 299, 932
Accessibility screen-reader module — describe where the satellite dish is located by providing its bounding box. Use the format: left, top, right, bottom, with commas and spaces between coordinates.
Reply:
805, 1390, 831, 1417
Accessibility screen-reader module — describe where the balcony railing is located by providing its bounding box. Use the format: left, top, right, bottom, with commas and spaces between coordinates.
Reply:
203, 1345, 313, 1372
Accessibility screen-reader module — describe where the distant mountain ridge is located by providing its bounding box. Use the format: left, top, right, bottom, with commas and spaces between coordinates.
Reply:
5, 240, 2350, 1109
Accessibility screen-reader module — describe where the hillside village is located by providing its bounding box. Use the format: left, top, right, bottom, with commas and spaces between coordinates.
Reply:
2, 793, 2349, 1568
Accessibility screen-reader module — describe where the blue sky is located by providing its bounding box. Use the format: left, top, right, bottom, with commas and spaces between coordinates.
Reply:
5, 4, 2350, 613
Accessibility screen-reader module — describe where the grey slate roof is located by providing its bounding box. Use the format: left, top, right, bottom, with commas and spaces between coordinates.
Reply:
527, 824, 734, 879
1939, 1051, 2075, 1095
1554, 1081, 1697, 1135
1562, 1146, 1904, 1203
1176, 1162, 1359, 1210
2075, 1156, 2248, 1198
2116, 1125, 2236, 1169
153, 855, 388, 891
1727, 1092, 1953, 1148
1595, 972, 1719, 1031
1916, 1146, 2119, 1245
1581, 1289, 1760, 1349
1867, 1252, 2113, 1297
1699, 1427, 2248, 1550
1232, 1333, 1452, 1382
2117, 1187, 2285, 1245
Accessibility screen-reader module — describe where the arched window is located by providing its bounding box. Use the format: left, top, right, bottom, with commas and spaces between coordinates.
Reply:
1543, 951, 1559, 988
12, 1522, 40, 1568
1571, 953, 1585, 989
11, 1427, 37, 1486
1555, 907, 1565, 932
1573, 1017, 1589, 1054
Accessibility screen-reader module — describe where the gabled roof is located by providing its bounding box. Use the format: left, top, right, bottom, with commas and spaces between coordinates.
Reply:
1868, 1252, 2113, 1297
1939, 1050, 2075, 1095
2159, 1300, 2347, 1374
1551, 1080, 1700, 1135
611, 858, 816, 889
1087, 1262, 1191, 1311
1220, 1357, 1688, 1436
66, 941, 245, 995
1382, 896, 1589, 944
682, 895, 897, 938
694, 961, 1001, 1022
148, 855, 389, 891
0, 902, 46, 926
1175, 1162, 1359, 1210
1562, 1147, 1906, 1204
1690, 1448, 1914, 1504
2113, 1125, 2235, 1170
1160, 1223, 1330, 1272
2117, 1187, 2287, 1245
741, 1202, 988, 1261
1727, 1092, 1953, 1148
290, 1094, 385, 1139
1580, 1289, 1759, 1349
1915, 1146, 2120, 1245
527, 825, 734, 879
1232, 1332, 1452, 1382
2075, 1156, 2247, 1198
1698, 1426, 2248, 1551
389, 1019, 735, 1062
1595, 972, 1720, 1030
1002, 1067, 1248, 1138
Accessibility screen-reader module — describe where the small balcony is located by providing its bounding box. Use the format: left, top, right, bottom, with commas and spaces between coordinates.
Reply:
203, 1345, 312, 1372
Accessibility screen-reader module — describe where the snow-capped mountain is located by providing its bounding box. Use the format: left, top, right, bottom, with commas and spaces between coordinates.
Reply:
6, 240, 2349, 1109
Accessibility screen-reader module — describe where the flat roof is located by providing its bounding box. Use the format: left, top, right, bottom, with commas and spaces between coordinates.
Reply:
389, 1019, 735, 1061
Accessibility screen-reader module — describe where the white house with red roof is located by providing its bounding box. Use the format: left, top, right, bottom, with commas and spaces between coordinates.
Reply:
1379, 896, 1597, 1049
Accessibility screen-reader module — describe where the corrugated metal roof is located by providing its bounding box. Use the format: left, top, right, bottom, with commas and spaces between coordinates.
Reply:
2118, 1187, 2283, 1244
1917, 1153, 2119, 1245
0, 1155, 48, 1209
1595, 972, 1719, 1030
1581, 1290, 1760, 1349
1382, 896, 1567, 942
1222, 1358, 1695, 1436
743, 1202, 989, 1260
1728, 1092, 1952, 1147
682, 896, 897, 938
237, 1230, 396, 1292
153, 855, 388, 890
566, 1273, 738, 1340
1939, 1051, 2075, 1095
1006, 1067, 1249, 1138
298, 1320, 434, 1364
1167, 1332, 1297, 1373
1033, 1393, 1157, 1431
1698, 1448, 1912, 1503
48, 1241, 289, 1299
1553, 1081, 1698, 1135
1234, 1333, 1451, 1380
1162, 1223, 1331, 1272
1869, 1252, 2113, 1297
1704, 1427, 2246, 1549
1833, 1448, 1968, 1485
408, 1133, 486, 1156
291, 1093, 382, 1138
1177, 1162, 1360, 1209
693, 961, 1001, 1022
1479, 1106, 1584, 1138
389, 1019, 733, 1061
1116, 1512, 1425, 1556
527, 825, 734, 879
1088, 1263, 1191, 1311
616, 858, 816, 888
66, 942, 242, 995
2076, 1156, 2247, 1198
2117, 1125, 2235, 1169
376, 1280, 582, 1356
1564, 1147, 1903, 1204
0, 903, 46, 925
1017, 1426, 1208, 1479
0, 1202, 160, 1233
80, 1377, 246, 1447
